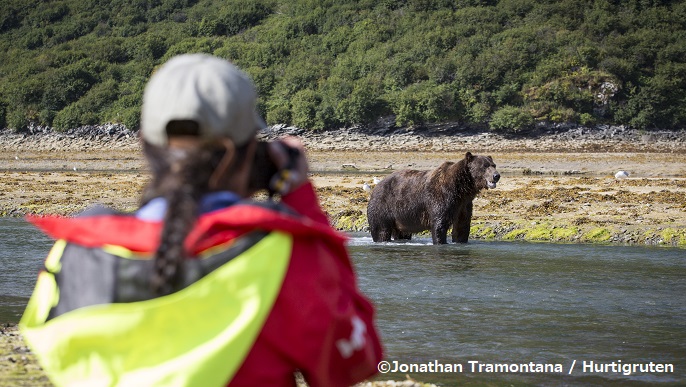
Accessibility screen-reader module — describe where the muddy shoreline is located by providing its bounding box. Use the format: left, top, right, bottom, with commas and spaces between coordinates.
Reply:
1, 126, 685, 385
1, 125, 685, 246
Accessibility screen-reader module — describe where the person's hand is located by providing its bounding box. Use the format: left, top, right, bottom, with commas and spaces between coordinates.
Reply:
267, 136, 309, 194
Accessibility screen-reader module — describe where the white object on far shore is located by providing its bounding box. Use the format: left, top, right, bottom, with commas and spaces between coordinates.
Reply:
615, 170, 629, 179
373, 177, 381, 184
362, 183, 372, 192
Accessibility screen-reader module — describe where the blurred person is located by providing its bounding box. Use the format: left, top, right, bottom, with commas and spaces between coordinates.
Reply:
20, 54, 383, 387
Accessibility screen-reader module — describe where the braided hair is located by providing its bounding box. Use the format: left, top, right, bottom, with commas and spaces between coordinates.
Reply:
141, 121, 250, 296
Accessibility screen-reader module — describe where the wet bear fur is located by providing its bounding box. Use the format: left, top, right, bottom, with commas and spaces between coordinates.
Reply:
367, 152, 499, 244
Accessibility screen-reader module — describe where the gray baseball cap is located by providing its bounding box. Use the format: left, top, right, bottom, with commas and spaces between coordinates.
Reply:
141, 54, 266, 147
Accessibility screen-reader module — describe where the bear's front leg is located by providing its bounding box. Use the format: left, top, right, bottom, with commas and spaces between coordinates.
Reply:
452, 202, 473, 243
431, 217, 451, 244
373, 228, 393, 242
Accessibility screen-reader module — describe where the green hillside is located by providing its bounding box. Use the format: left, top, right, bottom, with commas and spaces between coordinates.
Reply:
1, 0, 685, 133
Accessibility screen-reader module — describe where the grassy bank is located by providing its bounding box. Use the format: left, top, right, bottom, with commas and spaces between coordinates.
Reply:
0, 324, 50, 387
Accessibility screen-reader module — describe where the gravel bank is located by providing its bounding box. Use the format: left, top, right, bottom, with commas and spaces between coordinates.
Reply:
0, 124, 139, 151
261, 123, 686, 153
2, 123, 685, 153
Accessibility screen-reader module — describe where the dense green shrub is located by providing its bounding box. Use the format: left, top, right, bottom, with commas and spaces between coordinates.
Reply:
290, 89, 320, 130
53, 102, 93, 131
265, 97, 291, 126
388, 81, 458, 126
336, 79, 385, 126
489, 105, 534, 133
6, 109, 29, 131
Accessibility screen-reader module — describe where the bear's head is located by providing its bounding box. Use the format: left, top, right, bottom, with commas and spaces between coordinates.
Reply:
465, 152, 500, 190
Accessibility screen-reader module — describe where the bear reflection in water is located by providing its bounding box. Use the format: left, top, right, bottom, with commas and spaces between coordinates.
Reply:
367, 152, 500, 245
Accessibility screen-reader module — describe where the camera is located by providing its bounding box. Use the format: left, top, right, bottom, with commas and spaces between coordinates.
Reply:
249, 141, 300, 193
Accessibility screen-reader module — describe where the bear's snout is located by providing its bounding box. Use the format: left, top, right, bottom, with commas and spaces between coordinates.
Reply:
486, 172, 500, 189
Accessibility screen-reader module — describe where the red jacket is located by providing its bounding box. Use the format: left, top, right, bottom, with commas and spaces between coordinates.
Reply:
28, 182, 383, 387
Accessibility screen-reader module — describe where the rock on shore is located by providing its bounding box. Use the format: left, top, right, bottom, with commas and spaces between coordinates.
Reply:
260, 123, 686, 153
0, 124, 139, 151
1, 122, 685, 153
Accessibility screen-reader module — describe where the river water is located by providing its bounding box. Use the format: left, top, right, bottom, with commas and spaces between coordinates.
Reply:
1, 218, 684, 385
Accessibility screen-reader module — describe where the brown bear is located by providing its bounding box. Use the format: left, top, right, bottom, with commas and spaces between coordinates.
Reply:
367, 152, 499, 244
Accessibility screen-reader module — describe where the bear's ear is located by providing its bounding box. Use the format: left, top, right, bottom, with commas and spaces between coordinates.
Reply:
487, 155, 494, 162
465, 152, 474, 162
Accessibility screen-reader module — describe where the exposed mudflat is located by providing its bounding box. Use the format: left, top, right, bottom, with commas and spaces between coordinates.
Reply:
1, 125, 685, 246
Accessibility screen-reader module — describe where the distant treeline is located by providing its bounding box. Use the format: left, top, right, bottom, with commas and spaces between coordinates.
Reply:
1, 0, 685, 133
